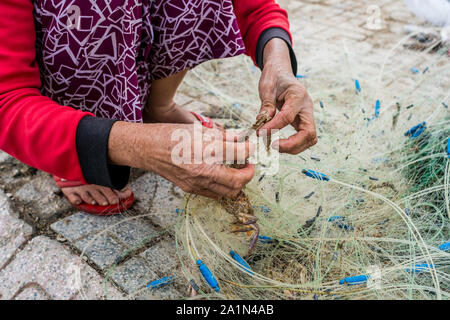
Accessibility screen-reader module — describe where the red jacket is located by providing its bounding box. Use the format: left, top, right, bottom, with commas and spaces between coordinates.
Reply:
0, 0, 291, 184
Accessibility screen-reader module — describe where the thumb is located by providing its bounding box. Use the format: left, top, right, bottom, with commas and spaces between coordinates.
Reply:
258, 79, 277, 121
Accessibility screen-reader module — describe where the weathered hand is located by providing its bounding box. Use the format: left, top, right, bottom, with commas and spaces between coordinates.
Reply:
108, 122, 255, 199
257, 38, 317, 154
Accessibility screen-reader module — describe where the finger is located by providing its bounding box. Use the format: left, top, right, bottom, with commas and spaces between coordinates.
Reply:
260, 103, 300, 132
195, 189, 222, 200
207, 182, 240, 198
258, 100, 277, 121
258, 77, 278, 119
275, 129, 318, 155
213, 164, 255, 189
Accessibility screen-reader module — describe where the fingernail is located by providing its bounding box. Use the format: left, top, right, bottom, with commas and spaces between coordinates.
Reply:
102, 202, 108, 206
92, 201, 96, 205
271, 140, 280, 151
257, 110, 268, 118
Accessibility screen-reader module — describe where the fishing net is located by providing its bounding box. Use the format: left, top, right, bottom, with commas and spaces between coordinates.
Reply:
173, 30, 450, 300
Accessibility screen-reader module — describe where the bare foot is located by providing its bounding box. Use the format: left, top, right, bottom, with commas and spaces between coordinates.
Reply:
60, 184, 132, 207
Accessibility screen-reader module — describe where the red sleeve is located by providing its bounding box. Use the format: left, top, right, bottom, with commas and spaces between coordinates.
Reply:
0, 0, 92, 183
233, 0, 292, 64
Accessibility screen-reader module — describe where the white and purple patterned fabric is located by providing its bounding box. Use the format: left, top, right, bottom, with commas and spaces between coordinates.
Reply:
33, 0, 245, 122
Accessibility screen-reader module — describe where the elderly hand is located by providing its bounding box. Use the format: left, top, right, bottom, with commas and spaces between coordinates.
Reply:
108, 122, 255, 199
257, 38, 317, 154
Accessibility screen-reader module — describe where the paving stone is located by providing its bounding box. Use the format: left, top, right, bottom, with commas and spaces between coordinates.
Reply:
0, 151, 12, 164
0, 236, 123, 300
110, 257, 157, 294
147, 175, 185, 228
51, 212, 123, 242
136, 285, 182, 300
14, 174, 71, 220
75, 233, 125, 270
140, 239, 178, 276
0, 190, 32, 268
13, 286, 49, 300
130, 172, 158, 213
111, 218, 159, 247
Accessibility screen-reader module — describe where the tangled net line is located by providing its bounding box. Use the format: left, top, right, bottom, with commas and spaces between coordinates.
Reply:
173, 29, 450, 300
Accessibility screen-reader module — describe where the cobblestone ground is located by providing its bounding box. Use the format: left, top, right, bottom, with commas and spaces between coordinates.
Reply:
0, 0, 431, 299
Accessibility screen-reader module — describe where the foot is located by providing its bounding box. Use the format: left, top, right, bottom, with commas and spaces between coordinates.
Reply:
60, 183, 133, 207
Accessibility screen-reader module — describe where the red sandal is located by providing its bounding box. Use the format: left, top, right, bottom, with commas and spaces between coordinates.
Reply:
52, 176, 135, 216
191, 112, 214, 129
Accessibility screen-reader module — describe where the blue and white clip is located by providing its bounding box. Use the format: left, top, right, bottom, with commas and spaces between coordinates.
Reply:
447, 138, 450, 159
197, 260, 220, 292
230, 251, 254, 275
302, 169, 330, 181
258, 235, 274, 244
374, 100, 380, 118
404, 122, 426, 139
355, 80, 361, 93
405, 264, 435, 273
147, 276, 173, 289
339, 275, 370, 286
439, 242, 450, 252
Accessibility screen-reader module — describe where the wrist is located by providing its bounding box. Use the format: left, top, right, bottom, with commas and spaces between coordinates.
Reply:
108, 121, 145, 168
263, 38, 293, 73
108, 122, 177, 173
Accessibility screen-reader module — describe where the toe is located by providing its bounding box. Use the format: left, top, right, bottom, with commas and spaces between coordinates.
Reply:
101, 188, 120, 205
80, 191, 97, 206
114, 186, 133, 200
89, 189, 109, 206
66, 193, 82, 206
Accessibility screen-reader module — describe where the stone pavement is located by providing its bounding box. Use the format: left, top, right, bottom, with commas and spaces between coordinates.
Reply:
0, 0, 430, 299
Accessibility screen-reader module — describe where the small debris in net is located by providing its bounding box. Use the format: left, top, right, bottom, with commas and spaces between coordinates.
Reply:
258, 173, 266, 182
343, 113, 350, 120
304, 191, 315, 199
189, 279, 200, 292
369, 176, 379, 181
410, 67, 419, 74
310, 156, 321, 162
316, 206, 322, 217
319, 101, 324, 108
56, 234, 66, 242
423, 67, 429, 74
275, 192, 280, 203
443, 102, 448, 109
406, 104, 414, 109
